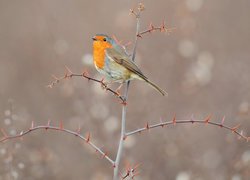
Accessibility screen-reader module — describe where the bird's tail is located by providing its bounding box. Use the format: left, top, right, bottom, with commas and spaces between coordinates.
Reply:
144, 79, 167, 96
131, 73, 167, 96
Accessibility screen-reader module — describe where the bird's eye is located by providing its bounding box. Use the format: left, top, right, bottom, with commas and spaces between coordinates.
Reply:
103, 38, 107, 42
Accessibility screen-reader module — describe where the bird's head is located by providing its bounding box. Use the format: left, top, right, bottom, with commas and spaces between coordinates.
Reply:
92, 34, 114, 49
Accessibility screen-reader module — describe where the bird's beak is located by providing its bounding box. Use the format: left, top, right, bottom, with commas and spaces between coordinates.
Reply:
92, 37, 97, 41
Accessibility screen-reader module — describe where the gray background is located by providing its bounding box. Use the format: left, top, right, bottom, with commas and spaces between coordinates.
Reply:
0, 0, 250, 179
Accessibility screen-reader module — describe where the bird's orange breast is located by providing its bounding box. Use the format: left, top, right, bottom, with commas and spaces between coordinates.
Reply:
93, 41, 112, 69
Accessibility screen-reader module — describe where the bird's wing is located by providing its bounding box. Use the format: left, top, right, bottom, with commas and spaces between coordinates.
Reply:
105, 48, 148, 80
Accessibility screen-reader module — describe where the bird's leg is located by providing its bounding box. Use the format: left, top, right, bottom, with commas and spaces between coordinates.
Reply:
115, 83, 124, 96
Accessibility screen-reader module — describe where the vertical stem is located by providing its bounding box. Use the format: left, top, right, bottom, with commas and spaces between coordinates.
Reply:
132, 15, 141, 62
113, 85, 129, 180
113, 10, 141, 180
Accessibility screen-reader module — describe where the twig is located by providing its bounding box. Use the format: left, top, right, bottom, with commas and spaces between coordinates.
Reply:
131, 4, 143, 61
137, 21, 176, 38
120, 162, 141, 179
125, 116, 250, 142
47, 66, 126, 104
0, 121, 115, 165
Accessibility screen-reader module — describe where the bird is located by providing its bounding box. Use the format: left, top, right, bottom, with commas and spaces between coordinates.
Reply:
92, 34, 167, 96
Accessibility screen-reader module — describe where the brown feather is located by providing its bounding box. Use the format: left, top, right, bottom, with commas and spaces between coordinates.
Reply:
105, 48, 148, 80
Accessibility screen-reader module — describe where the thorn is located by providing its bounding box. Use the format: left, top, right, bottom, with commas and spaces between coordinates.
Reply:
64, 73, 68, 79
121, 101, 127, 106
82, 71, 86, 77
113, 163, 116, 168
86, 132, 90, 143
76, 125, 81, 135
65, 65, 72, 74
59, 120, 63, 130
123, 135, 127, 140
119, 172, 123, 179
240, 130, 244, 136
132, 170, 141, 178
1, 128, 8, 138
231, 123, 241, 133
101, 152, 107, 159
125, 161, 130, 172
204, 115, 212, 124
220, 116, 226, 127
137, 33, 142, 38
149, 22, 154, 32
190, 114, 194, 123
47, 119, 51, 127
145, 122, 149, 130
160, 117, 164, 127
172, 114, 176, 125
133, 162, 141, 170
161, 20, 166, 32
47, 84, 53, 88
82, 70, 89, 78
100, 77, 105, 84
51, 74, 59, 81
129, 8, 135, 16
64, 65, 73, 78
30, 121, 34, 129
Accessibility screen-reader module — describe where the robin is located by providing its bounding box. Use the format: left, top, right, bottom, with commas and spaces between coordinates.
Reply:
92, 34, 167, 96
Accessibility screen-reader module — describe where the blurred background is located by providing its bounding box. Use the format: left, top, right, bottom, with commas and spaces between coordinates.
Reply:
0, 0, 250, 179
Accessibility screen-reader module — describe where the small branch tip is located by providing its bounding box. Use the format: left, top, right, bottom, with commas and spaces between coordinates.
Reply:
138, 3, 145, 12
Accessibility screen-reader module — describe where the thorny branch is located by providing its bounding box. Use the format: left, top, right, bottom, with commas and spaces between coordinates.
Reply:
47, 66, 126, 104
0, 120, 115, 165
125, 115, 250, 142
137, 21, 176, 38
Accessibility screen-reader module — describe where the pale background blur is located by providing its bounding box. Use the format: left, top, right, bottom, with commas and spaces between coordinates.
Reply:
0, 0, 250, 179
